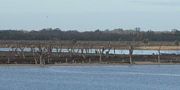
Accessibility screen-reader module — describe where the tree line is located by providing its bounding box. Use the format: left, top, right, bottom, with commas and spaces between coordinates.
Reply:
0, 28, 180, 41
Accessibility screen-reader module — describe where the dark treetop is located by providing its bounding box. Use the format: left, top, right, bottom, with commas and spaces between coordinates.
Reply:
0, 28, 180, 41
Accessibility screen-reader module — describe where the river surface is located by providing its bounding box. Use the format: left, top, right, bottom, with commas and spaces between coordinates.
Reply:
0, 65, 180, 90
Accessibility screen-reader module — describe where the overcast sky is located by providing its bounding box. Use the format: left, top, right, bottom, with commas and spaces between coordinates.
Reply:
0, 0, 179, 31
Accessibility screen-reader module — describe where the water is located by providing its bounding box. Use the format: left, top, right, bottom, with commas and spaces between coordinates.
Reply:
0, 65, 180, 90
0, 48, 180, 55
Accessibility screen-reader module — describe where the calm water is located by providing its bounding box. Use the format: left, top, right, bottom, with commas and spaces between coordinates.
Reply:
0, 65, 180, 90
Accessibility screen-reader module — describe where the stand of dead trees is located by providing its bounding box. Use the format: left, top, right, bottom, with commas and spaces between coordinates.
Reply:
0, 40, 180, 64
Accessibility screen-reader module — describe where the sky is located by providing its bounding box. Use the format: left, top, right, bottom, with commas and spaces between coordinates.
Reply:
0, 0, 180, 31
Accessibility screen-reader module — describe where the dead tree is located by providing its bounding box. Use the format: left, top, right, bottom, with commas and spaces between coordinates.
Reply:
45, 44, 53, 64
67, 40, 77, 63
98, 47, 106, 63
55, 44, 62, 57
129, 45, 134, 64
30, 46, 38, 64
18, 44, 25, 59
37, 44, 46, 65
106, 41, 111, 55
157, 44, 162, 63
8, 45, 18, 64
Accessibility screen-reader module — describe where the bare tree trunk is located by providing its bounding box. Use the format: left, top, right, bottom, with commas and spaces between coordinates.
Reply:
157, 44, 162, 63
20, 47, 25, 59
31, 47, 38, 64
37, 44, 45, 65
114, 48, 116, 56
158, 50, 161, 63
99, 54, 102, 63
66, 58, 68, 63
7, 56, 10, 64
129, 55, 132, 64
39, 55, 42, 65
89, 58, 91, 63
129, 45, 133, 64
